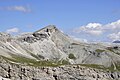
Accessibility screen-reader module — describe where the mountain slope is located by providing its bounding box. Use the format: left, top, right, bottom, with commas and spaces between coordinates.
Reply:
0, 25, 120, 69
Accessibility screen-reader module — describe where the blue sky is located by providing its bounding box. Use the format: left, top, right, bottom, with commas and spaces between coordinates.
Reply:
0, 0, 120, 42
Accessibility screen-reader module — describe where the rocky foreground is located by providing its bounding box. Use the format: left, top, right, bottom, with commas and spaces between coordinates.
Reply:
0, 58, 120, 80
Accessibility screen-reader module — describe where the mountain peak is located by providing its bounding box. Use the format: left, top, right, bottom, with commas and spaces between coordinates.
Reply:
32, 25, 58, 38
44, 25, 57, 29
35, 25, 58, 33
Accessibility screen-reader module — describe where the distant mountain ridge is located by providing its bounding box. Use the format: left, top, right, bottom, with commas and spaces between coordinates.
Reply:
113, 40, 120, 43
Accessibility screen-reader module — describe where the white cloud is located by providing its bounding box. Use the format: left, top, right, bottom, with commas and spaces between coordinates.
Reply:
0, 5, 31, 13
87, 30, 103, 36
73, 19, 120, 41
70, 36, 88, 43
104, 20, 120, 31
108, 32, 120, 40
6, 28, 19, 34
85, 23, 102, 29
74, 23, 103, 36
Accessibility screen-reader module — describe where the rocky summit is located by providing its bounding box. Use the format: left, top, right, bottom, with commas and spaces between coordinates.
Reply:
0, 25, 120, 80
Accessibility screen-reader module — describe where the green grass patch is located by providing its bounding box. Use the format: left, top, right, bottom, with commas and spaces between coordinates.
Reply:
80, 64, 120, 71
0, 55, 56, 67
107, 48, 115, 53
71, 43, 79, 45
10, 54, 59, 67
95, 49, 105, 53
0, 55, 71, 67
80, 64, 105, 69
1, 55, 120, 71
116, 65, 120, 71
61, 60, 70, 65
68, 53, 76, 59
115, 52, 120, 55
106, 47, 120, 55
